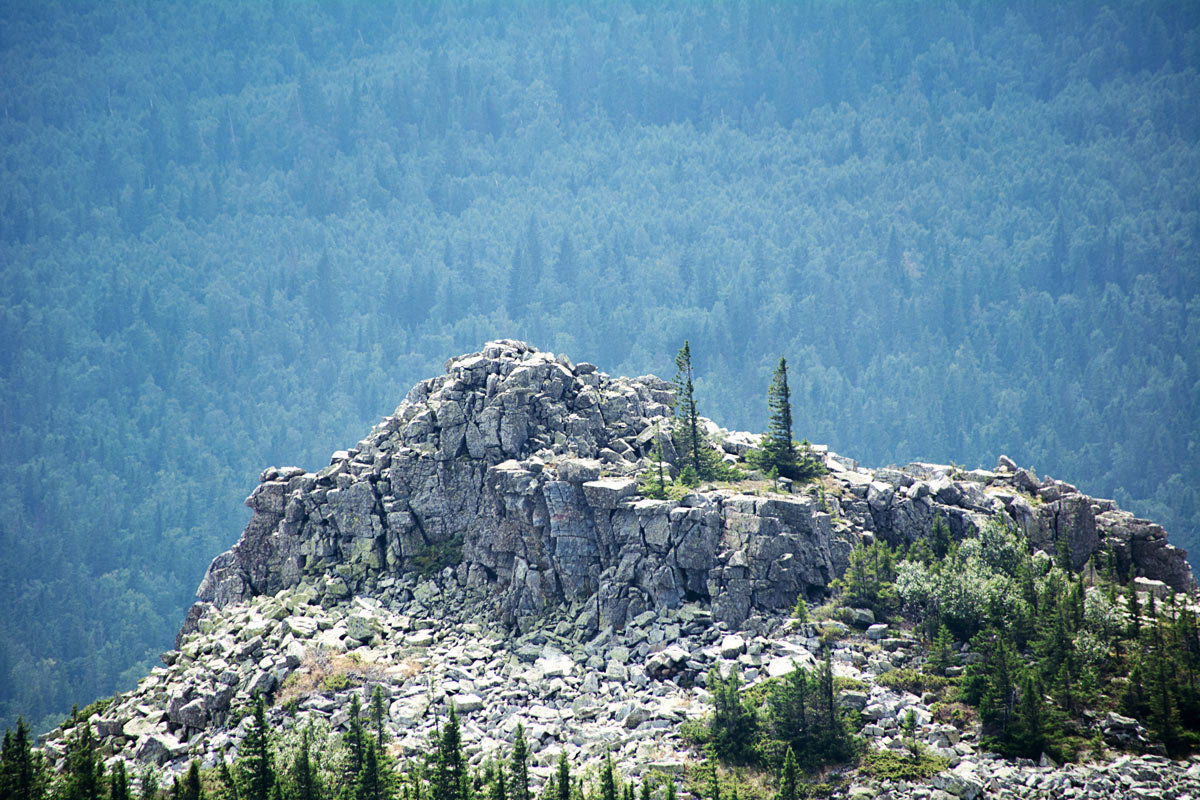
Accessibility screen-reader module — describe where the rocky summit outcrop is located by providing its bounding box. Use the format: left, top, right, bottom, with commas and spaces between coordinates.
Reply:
44, 341, 1199, 799
185, 340, 1192, 652
185, 340, 843, 643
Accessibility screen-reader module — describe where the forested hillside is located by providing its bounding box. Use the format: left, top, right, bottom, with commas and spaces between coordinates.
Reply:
1, 0, 1197, 734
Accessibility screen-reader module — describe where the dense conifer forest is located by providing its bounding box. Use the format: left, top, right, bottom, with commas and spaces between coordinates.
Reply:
1, 0, 1198, 735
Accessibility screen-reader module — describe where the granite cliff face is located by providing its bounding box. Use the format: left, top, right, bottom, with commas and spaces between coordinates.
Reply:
184, 339, 1192, 648
187, 339, 843, 640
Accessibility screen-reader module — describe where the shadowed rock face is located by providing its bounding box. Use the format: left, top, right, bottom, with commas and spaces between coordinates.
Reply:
181, 340, 1193, 645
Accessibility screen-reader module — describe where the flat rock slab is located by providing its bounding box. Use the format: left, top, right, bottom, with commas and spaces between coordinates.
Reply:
582, 478, 638, 509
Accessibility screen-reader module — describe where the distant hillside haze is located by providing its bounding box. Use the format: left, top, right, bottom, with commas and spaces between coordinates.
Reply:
0, 0, 1197, 734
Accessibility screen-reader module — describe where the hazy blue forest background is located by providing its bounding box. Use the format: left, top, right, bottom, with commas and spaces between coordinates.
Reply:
1, 0, 1198, 734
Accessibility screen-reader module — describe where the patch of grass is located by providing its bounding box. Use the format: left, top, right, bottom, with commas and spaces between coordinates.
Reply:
276, 649, 386, 706
875, 668, 951, 696
858, 747, 949, 781
638, 474, 692, 501
834, 676, 867, 693
322, 672, 353, 692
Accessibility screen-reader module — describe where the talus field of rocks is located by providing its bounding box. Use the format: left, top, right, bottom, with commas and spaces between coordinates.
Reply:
43, 341, 1200, 799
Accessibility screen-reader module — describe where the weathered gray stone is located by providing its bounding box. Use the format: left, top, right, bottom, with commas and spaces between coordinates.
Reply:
581, 478, 638, 509
135, 732, 185, 765
847, 608, 875, 627
451, 693, 484, 713
177, 698, 207, 729
557, 459, 602, 483
345, 612, 377, 643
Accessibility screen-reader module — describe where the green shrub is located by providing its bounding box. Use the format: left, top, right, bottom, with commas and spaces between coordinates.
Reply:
321, 672, 353, 692
833, 676, 866, 693
875, 668, 950, 695
75, 696, 113, 723
859, 748, 948, 781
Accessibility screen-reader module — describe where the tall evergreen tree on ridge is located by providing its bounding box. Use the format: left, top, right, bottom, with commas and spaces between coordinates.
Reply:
670, 341, 737, 483
757, 356, 799, 479
673, 340, 703, 478
751, 357, 823, 482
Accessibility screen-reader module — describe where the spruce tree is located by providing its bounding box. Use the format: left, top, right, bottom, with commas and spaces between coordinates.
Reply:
598, 752, 616, 800
110, 762, 130, 800
371, 687, 388, 748
708, 667, 756, 763
976, 635, 1020, 736
759, 357, 799, 479
554, 751, 569, 800
767, 666, 809, 763
444, 706, 466, 800
355, 742, 384, 800
1, 718, 45, 800
140, 770, 160, 800
509, 725, 528, 800
60, 718, 104, 800
238, 697, 274, 800
927, 625, 956, 676
344, 695, 368, 788
1149, 635, 1181, 754
179, 762, 202, 800
214, 762, 235, 800
486, 760, 506, 800
1009, 673, 1046, 759
0, 728, 13, 800
291, 729, 321, 800
672, 340, 703, 478
1127, 581, 1142, 640
641, 427, 670, 500
815, 649, 847, 759
931, 514, 952, 560
777, 747, 797, 800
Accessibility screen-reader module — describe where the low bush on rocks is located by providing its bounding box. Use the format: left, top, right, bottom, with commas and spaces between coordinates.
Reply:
875, 669, 952, 696
929, 701, 975, 728
859, 747, 949, 781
